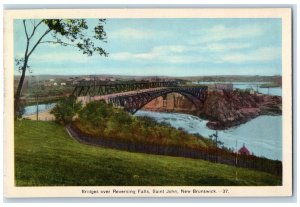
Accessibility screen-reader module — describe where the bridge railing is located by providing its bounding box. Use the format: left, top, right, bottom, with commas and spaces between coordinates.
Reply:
72, 81, 179, 97
108, 86, 208, 114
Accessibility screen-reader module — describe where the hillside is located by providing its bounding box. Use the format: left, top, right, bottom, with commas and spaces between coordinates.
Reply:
14, 120, 281, 186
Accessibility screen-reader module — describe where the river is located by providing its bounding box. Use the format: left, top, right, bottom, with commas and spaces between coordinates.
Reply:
135, 110, 282, 161
23, 82, 282, 161
23, 103, 56, 116
135, 82, 282, 161
24, 103, 282, 161
195, 82, 282, 96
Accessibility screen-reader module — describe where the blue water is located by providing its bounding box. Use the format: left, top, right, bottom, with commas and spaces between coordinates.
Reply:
24, 103, 56, 115
135, 110, 282, 161
233, 84, 282, 96
195, 82, 282, 96
22, 82, 282, 161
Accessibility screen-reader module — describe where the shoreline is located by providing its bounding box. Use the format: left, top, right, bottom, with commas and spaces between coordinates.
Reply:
22, 109, 55, 121
66, 123, 282, 176
143, 90, 282, 130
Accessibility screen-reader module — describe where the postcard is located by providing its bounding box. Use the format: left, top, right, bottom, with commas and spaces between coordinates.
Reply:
3, 8, 292, 197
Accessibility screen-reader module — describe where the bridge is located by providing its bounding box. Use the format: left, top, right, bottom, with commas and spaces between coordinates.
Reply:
72, 81, 208, 114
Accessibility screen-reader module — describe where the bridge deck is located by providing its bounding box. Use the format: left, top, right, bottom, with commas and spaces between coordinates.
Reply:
77, 87, 169, 105
72, 81, 179, 97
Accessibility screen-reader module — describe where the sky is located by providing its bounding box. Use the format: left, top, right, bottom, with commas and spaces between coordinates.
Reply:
14, 18, 282, 77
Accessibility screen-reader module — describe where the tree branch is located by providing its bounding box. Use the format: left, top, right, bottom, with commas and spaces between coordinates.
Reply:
28, 29, 52, 57
29, 20, 35, 27
28, 20, 44, 40
23, 20, 29, 40
39, 40, 77, 47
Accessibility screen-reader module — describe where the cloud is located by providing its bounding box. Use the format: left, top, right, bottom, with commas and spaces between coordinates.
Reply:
17, 43, 280, 69
190, 24, 264, 44
110, 44, 280, 65
205, 43, 252, 52
220, 47, 281, 63
27, 52, 100, 63
110, 52, 156, 61
109, 42, 251, 64
110, 45, 201, 64
109, 28, 171, 40
152, 45, 187, 53
17, 65, 279, 76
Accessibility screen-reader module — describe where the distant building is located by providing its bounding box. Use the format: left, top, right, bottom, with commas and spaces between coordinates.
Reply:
249, 89, 256, 94
53, 82, 58, 86
84, 77, 91, 81
60, 82, 66, 86
49, 79, 55, 82
72, 80, 80, 85
99, 77, 107, 81
238, 144, 251, 156
44, 82, 52, 87
214, 83, 233, 91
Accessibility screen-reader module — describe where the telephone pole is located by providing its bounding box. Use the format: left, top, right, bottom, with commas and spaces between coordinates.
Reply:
36, 94, 39, 121
209, 130, 219, 163
235, 138, 238, 181
35, 75, 39, 121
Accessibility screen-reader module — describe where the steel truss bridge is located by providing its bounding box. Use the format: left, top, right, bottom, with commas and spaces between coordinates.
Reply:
72, 81, 178, 97
72, 81, 208, 114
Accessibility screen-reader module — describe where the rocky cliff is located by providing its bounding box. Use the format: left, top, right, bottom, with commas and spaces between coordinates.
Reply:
143, 93, 199, 114
142, 90, 282, 130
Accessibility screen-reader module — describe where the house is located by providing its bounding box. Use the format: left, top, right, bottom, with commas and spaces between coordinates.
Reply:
99, 77, 107, 81
44, 81, 52, 87
60, 82, 66, 86
83, 77, 91, 81
53, 82, 58, 86
238, 144, 251, 156
214, 83, 233, 91
72, 80, 80, 85
109, 77, 116, 82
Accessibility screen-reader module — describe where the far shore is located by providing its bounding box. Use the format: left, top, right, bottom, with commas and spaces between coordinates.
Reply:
22, 109, 55, 121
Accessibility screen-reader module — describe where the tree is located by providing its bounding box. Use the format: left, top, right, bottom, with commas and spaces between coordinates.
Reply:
15, 19, 108, 118
79, 100, 114, 127
50, 96, 82, 125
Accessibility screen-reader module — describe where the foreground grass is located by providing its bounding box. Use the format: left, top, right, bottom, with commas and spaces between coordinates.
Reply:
15, 120, 281, 186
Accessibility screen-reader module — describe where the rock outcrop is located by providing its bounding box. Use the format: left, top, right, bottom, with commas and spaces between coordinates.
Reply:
142, 90, 282, 130
143, 93, 199, 114
202, 90, 281, 129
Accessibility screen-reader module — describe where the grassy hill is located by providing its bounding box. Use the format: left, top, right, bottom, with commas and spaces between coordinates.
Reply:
14, 120, 281, 186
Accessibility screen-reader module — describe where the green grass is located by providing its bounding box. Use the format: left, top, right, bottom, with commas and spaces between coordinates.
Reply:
259, 83, 281, 88
15, 120, 282, 186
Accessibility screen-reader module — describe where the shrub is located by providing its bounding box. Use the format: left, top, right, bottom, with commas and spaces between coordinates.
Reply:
50, 96, 82, 125
78, 100, 116, 129
74, 101, 230, 151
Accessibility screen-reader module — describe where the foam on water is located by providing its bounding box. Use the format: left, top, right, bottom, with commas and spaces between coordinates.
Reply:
135, 110, 282, 161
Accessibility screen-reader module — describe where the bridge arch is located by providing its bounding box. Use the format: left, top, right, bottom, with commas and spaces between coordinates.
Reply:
134, 91, 203, 114
108, 87, 207, 114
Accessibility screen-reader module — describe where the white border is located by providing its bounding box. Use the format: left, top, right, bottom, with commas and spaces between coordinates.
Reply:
3, 8, 293, 198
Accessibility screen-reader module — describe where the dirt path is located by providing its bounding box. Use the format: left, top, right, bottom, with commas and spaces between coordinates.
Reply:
22, 109, 55, 121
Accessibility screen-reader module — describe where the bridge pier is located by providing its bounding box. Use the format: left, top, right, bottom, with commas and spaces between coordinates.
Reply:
77, 95, 110, 106
72, 82, 208, 114
108, 87, 208, 114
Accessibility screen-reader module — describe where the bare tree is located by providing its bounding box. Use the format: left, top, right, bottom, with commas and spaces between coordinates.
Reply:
15, 19, 108, 118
